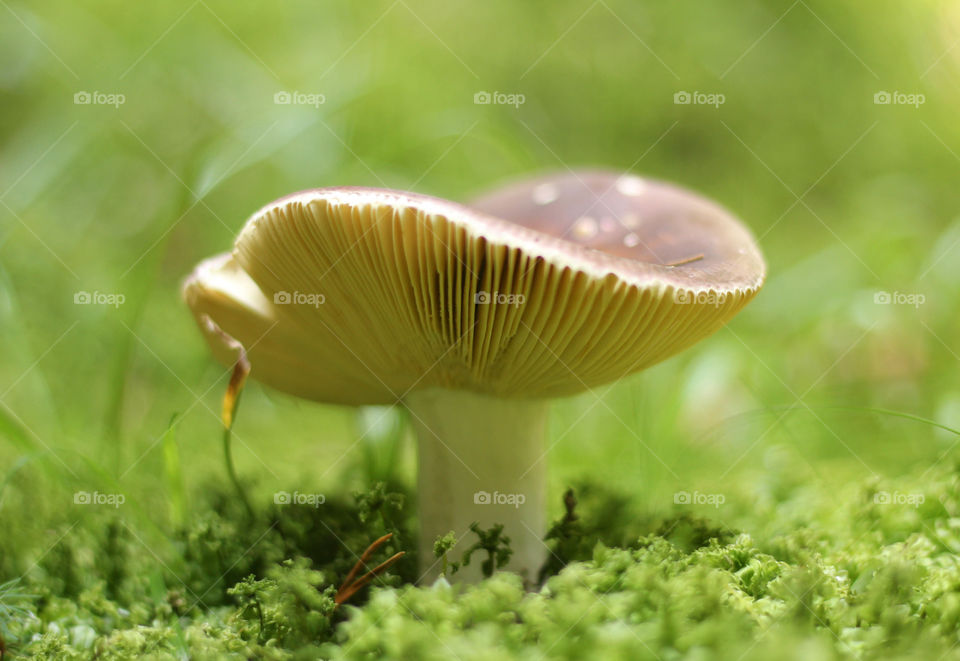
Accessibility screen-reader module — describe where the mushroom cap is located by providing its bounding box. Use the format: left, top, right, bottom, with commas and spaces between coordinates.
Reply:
184, 171, 765, 405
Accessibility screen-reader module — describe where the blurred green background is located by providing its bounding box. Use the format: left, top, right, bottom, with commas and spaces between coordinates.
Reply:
1, 0, 959, 557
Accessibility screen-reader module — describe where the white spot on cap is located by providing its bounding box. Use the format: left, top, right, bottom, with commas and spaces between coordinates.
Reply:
532, 183, 559, 205
624, 233, 641, 247
615, 176, 647, 197
572, 216, 598, 239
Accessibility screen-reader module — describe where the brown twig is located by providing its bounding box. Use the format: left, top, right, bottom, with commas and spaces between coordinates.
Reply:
665, 253, 705, 267
335, 533, 405, 606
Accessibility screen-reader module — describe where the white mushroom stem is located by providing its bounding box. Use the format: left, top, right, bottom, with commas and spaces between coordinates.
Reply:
405, 388, 549, 585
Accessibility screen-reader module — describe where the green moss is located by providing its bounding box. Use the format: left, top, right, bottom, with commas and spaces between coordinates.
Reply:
5, 466, 960, 659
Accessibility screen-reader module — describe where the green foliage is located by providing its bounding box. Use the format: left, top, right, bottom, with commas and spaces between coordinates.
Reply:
173, 481, 413, 607
450, 523, 514, 579
160, 414, 186, 530
7, 466, 960, 658
654, 512, 739, 553
354, 482, 405, 530
228, 560, 337, 652
432, 531, 457, 577
0, 578, 36, 646
538, 487, 587, 583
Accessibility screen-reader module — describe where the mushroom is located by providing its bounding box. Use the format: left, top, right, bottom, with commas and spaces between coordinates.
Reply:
183, 170, 765, 583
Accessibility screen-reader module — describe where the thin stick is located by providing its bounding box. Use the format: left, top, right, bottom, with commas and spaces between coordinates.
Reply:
336, 533, 406, 606
665, 253, 705, 267
342, 533, 394, 588
336, 552, 406, 605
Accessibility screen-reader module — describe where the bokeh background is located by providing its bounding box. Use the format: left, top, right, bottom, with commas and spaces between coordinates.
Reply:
2, 0, 959, 559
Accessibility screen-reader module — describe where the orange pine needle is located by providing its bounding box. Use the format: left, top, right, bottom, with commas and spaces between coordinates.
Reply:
335, 533, 406, 606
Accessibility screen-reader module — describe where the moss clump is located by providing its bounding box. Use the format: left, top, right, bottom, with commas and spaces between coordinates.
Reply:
6, 466, 960, 659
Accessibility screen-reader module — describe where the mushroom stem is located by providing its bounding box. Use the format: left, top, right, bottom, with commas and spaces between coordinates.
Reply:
405, 388, 549, 585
